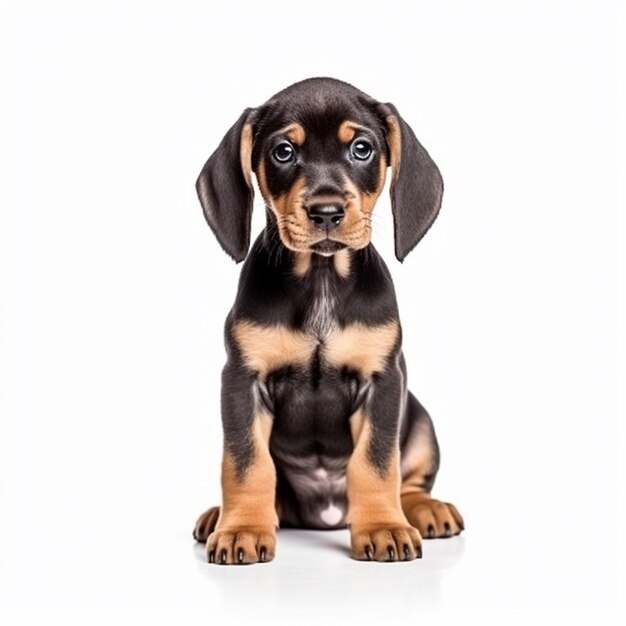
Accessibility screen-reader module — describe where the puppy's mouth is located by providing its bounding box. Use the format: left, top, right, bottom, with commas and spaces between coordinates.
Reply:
310, 239, 347, 255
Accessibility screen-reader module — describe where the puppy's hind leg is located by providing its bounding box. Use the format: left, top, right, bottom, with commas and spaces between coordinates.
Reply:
400, 393, 465, 538
193, 506, 220, 543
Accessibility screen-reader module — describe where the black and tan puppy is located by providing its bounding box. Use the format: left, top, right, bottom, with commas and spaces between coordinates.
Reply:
193, 77, 463, 564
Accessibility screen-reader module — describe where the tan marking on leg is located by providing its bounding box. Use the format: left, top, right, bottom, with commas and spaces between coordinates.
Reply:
292, 251, 312, 277
208, 408, 279, 564
399, 416, 464, 540
218, 412, 277, 530
324, 321, 399, 376
281, 123, 306, 146
256, 405, 273, 443
349, 407, 366, 445
347, 417, 421, 561
401, 493, 464, 539
333, 248, 351, 278
400, 420, 436, 494
233, 320, 317, 375
347, 420, 405, 527
240, 123, 253, 188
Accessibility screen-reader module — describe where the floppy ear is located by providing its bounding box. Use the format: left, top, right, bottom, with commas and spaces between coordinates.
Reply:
379, 103, 444, 262
196, 108, 255, 262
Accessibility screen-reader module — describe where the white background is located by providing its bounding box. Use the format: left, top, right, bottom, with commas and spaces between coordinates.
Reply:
1, 0, 624, 623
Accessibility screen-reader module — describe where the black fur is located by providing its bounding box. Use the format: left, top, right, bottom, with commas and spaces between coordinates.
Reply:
196, 108, 255, 262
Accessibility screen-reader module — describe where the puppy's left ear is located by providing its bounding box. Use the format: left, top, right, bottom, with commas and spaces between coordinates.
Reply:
196, 108, 255, 262
378, 103, 444, 262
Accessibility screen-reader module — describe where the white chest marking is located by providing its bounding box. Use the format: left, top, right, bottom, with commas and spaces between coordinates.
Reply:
305, 275, 337, 338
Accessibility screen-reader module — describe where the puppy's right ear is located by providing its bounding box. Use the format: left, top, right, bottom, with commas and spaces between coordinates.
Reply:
196, 108, 255, 262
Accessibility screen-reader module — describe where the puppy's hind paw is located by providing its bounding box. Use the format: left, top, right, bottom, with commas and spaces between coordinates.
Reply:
193, 506, 220, 543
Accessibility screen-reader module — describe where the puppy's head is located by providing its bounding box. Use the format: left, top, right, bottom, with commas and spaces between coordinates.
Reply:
196, 78, 443, 262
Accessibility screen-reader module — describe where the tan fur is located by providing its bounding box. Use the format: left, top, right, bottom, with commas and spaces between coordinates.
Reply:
306, 193, 345, 206
256, 158, 271, 205
295, 248, 351, 277
349, 408, 366, 450
364, 155, 388, 213
398, 417, 465, 539
292, 251, 313, 277
216, 408, 278, 532
347, 413, 423, 561
207, 408, 279, 563
400, 420, 436, 495
233, 319, 398, 379
386, 115, 402, 174
240, 123, 253, 187
346, 419, 407, 528
233, 320, 317, 375
282, 122, 307, 146
272, 177, 310, 250
333, 248, 351, 278
337, 120, 360, 143
331, 177, 369, 249
400, 493, 464, 539
272, 182, 304, 219
325, 321, 399, 376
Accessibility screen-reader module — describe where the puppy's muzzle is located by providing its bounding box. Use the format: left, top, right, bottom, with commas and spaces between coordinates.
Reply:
306, 203, 345, 231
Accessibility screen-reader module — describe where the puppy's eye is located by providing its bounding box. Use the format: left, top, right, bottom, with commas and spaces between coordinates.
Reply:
350, 139, 373, 161
273, 142, 295, 163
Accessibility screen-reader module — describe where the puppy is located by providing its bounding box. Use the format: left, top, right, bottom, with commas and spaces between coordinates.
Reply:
193, 77, 463, 564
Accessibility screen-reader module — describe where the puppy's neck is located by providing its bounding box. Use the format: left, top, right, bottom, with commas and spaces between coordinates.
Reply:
293, 252, 347, 338
260, 225, 356, 336
283, 249, 353, 338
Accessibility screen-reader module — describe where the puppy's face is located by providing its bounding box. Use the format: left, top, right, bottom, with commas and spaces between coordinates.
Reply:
251, 105, 389, 256
197, 78, 443, 263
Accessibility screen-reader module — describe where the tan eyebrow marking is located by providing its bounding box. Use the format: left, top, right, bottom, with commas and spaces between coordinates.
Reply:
338, 120, 366, 143
279, 123, 307, 145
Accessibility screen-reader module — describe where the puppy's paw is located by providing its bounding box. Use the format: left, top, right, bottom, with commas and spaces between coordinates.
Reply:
350, 524, 422, 562
206, 527, 276, 565
193, 506, 220, 543
402, 495, 464, 538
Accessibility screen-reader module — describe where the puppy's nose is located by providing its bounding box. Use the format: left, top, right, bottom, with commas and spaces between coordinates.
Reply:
306, 204, 345, 230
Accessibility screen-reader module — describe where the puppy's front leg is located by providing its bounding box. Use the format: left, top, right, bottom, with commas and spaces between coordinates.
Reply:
206, 362, 278, 565
347, 367, 422, 562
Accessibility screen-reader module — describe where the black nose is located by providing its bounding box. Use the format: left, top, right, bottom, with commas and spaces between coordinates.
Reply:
306, 204, 345, 230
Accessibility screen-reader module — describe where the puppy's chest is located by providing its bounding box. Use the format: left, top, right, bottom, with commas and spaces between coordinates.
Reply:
303, 277, 337, 338
233, 317, 399, 379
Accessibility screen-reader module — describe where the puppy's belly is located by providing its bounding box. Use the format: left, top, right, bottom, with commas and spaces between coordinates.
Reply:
267, 370, 356, 529
266, 362, 363, 529
274, 453, 349, 529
